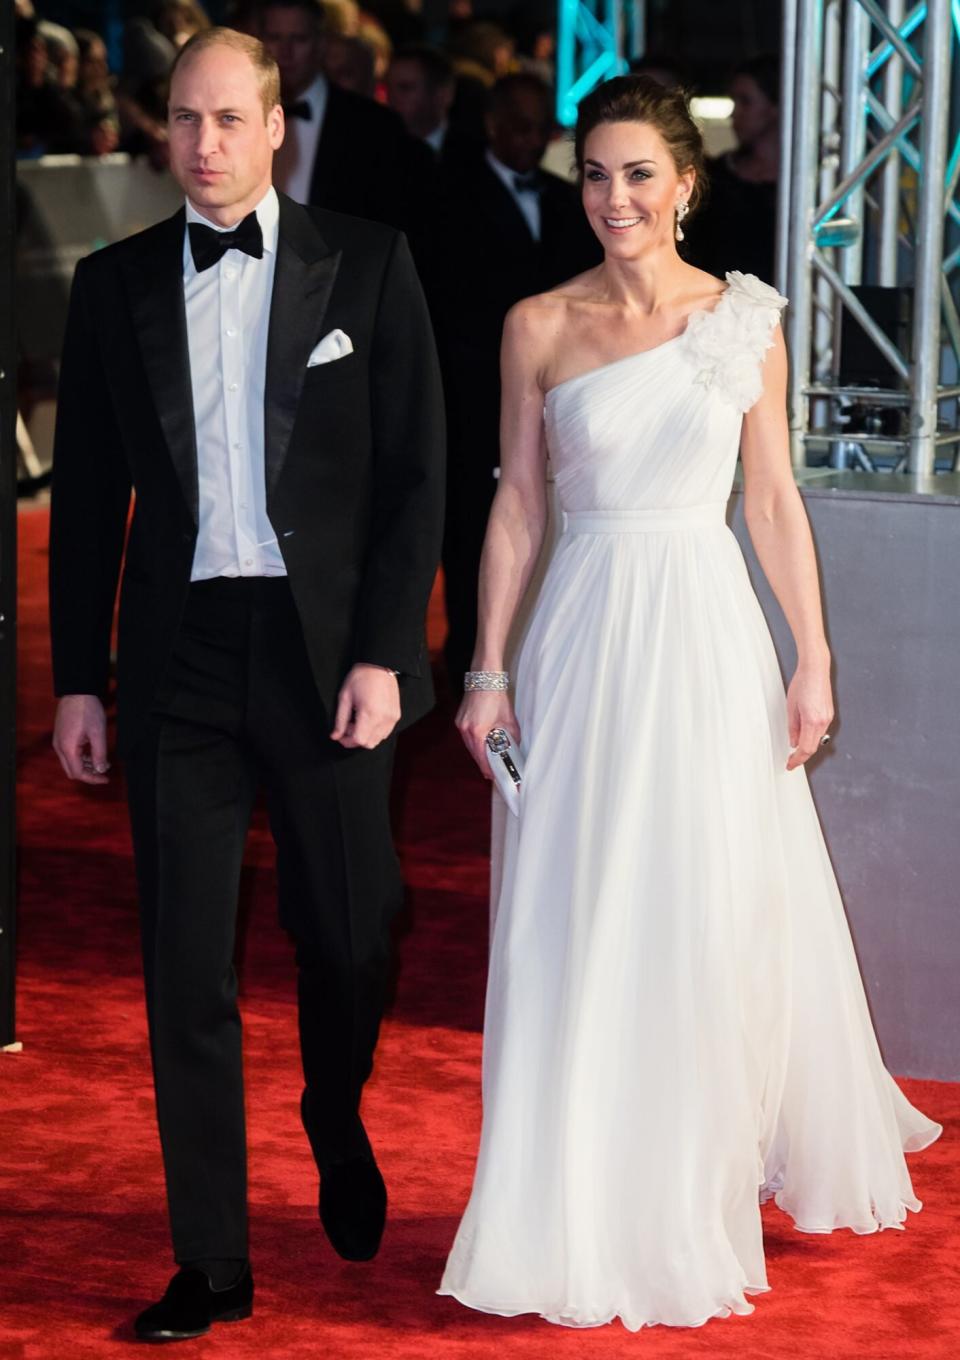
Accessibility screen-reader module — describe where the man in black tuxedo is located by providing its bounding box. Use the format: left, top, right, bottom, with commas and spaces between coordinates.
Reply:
386, 43, 481, 174
49, 27, 444, 1342
426, 73, 602, 688
259, 0, 433, 232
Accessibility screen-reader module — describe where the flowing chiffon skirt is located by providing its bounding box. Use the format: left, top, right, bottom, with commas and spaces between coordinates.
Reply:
440, 275, 941, 1330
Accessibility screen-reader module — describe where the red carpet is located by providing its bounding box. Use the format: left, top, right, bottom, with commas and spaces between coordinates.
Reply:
3, 505, 957, 1360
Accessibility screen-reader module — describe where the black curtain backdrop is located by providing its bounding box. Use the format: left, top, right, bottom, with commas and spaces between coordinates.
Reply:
1, 0, 18, 1047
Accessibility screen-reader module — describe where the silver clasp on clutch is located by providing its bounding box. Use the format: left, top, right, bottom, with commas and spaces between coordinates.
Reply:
486, 727, 523, 789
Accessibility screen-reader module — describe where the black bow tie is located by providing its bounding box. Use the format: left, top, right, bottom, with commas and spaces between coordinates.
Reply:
513, 171, 541, 194
284, 99, 312, 120
188, 211, 264, 273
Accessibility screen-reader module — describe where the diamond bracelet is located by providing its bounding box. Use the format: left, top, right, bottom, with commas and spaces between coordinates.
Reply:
464, 670, 510, 692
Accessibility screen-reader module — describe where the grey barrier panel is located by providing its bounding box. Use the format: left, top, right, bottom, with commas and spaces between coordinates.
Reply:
17, 156, 183, 365
731, 473, 960, 1080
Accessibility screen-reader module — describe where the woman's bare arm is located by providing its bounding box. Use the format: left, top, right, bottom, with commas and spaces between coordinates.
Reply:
456, 299, 552, 773
740, 327, 834, 768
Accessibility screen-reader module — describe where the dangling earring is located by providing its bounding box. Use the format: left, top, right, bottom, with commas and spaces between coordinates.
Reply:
675, 200, 689, 242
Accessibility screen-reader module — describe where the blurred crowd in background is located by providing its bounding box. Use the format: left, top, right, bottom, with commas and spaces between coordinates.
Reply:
14, 0, 562, 165
12, 0, 782, 685
13, 0, 781, 273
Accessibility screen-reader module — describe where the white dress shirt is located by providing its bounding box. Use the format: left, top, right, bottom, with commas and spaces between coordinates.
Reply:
486, 149, 541, 242
273, 74, 328, 205
183, 185, 285, 581
424, 120, 447, 155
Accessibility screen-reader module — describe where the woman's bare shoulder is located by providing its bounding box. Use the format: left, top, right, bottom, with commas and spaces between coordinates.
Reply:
504, 268, 602, 348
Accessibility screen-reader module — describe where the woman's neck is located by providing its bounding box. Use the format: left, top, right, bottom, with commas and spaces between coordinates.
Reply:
597, 250, 700, 314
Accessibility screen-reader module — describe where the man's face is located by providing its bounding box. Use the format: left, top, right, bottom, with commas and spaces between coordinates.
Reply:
730, 74, 778, 150
80, 37, 109, 89
22, 35, 48, 86
260, 6, 323, 99
168, 45, 284, 225
487, 88, 551, 175
55, 49, 79, 89
386, 57, 451, 139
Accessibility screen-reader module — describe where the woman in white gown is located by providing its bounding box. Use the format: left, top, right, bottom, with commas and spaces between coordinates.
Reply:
439, 75, 941, 1331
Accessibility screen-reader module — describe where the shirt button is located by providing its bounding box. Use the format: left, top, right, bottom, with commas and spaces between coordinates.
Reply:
226, 328, 237, 338
228, 382, 239, 391
233, 441, 241, 449
244, 558, 253, 566
225, 268, 236, 280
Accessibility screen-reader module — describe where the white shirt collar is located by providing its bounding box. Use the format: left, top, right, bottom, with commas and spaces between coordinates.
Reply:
424, 120, 447, 154
300, 73, 328, 125
486, 149, 525, 193
185, 184, 279, 247
183, 185, 280, 273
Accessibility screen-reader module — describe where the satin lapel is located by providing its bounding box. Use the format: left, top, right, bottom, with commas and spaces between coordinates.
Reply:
265, 195, 341, 493
479, 163, 537, 251
121, 209, 199, 523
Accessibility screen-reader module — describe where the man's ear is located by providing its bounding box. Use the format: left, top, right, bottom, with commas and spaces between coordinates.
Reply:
268, 103, 285, 150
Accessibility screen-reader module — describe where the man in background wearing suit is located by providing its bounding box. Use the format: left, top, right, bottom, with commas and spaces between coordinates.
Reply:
49, 28, 444, 1342
259, 0, 432, 231
386, 43, 481, 173
427, 73, 602, 689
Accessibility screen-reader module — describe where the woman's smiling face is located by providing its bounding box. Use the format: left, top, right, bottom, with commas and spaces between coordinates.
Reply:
580, 120, 695, 260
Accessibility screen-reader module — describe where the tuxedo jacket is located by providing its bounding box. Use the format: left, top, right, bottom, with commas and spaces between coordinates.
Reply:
307, 82, 436, 234
426, 158, 602, 469
436, 124, 484, 176
49, 192, 445, 754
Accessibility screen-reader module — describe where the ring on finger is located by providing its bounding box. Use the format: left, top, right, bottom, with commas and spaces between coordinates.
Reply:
819, 733, 832, 747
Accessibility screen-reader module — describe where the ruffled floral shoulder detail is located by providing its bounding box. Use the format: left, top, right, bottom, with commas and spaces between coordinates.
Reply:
683, 271, 788, 413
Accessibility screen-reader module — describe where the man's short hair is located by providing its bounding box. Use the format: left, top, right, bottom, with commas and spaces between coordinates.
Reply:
170, 27, 281, 116
257, 0, 326, 30
488, 72, 552, 117
733, 53, 780, 108
392, 43, 454, 91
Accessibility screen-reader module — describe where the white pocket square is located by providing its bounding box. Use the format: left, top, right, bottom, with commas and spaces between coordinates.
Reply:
306, 329, 354, 367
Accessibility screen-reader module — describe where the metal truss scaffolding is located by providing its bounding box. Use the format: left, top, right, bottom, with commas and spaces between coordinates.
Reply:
778, 0, 960, 474
556, 0, 646, 127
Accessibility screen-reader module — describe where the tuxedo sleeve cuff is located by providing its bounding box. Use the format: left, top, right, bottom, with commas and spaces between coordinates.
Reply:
356, 660, 401, 677
352, 633, 424, 681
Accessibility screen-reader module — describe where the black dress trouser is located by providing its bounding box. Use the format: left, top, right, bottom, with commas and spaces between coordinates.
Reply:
124, 577, 402, 1263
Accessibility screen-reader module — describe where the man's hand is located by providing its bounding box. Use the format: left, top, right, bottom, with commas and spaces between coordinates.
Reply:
53, 694, 111, 784
331, 664, 401, 750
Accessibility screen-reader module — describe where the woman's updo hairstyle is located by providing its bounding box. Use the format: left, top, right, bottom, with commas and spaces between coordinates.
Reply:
574, 74, 708, 217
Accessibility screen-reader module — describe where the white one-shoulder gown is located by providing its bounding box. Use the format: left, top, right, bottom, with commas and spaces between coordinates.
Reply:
439, 272, 941, 1331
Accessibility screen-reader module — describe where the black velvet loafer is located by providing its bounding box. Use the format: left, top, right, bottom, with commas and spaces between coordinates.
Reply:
300, 1091, 387, 1261
134, 1265, 253, 1342
319, 1154, 388, 1261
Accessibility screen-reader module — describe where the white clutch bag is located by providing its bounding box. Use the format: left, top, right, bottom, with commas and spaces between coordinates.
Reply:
485, 728, 524, 816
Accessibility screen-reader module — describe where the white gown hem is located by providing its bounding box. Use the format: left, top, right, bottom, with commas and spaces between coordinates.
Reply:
437, 1285, 770, 1332
773, 1193, 923, 1235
